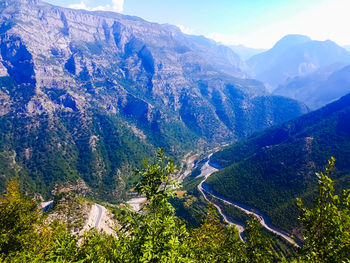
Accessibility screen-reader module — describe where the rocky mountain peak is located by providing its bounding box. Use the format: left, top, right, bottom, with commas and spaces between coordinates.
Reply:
272, 34, 311, 50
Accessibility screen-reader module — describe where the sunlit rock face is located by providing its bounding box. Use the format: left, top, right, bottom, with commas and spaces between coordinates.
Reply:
0, 0, 308, 199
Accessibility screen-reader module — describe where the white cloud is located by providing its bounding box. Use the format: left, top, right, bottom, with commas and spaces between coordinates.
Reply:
206, 32, 242, 46
177, 24, 194, 35
69, 0, 124, 13
68, 1, 88, 10
111, 0, 124, 12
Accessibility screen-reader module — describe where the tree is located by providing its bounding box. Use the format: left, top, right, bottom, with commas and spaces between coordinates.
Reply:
118, 148, 189, 262
1, 153, 349, 262
186, 203, 244, 262
297, 157, 350, 262
0, 180, 39, 257
244, 216, 277, 263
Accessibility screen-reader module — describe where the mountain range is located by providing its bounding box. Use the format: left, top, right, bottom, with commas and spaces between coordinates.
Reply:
0, 0, 308, 200
247, 34, 350, 90
274, 63, 350, 109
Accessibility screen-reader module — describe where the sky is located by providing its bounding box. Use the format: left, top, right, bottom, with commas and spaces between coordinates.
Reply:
44, 0, 350, 49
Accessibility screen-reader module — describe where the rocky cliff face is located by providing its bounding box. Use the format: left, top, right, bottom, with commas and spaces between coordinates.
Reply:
0, 0, 308, 200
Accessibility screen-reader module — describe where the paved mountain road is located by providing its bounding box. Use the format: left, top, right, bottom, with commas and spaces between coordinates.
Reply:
94, 204, 104, 228
197, 153, 300, 247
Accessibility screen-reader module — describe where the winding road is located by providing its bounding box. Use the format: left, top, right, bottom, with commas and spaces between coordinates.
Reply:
84, 203, 115, 235
41, 201, 105, 230
197, 156, 245, 240
94, 204, 104, 228
80, 203, 107, 233
197, 153, 300, 247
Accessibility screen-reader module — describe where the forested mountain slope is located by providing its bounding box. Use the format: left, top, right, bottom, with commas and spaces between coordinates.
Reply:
207, 93, 350, 232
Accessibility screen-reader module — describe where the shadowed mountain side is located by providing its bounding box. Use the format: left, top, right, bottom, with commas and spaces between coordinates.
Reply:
207, 93, 350, 233
274, 64, 350, 109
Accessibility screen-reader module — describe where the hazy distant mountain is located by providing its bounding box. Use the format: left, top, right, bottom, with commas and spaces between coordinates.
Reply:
344, 45, 350, 52
274, 63, 350, 109
229, 45, 266, 60
247, 34, 350, 90
208, 92, 350, 233
0, 0, 308, 199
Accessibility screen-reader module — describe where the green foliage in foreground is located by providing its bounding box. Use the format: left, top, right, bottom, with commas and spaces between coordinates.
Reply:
297, 157, 350, 262
0, 151, 349, 262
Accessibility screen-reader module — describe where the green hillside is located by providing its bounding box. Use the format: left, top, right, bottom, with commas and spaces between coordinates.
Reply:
207, 93, 350, 232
